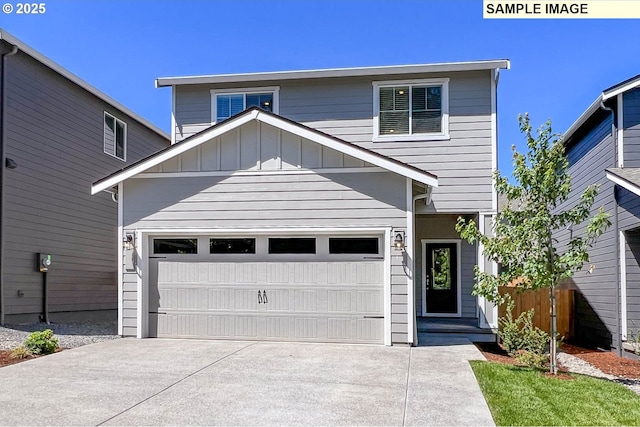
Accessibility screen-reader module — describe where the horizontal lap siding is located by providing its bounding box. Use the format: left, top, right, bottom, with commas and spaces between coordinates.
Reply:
557, 116, 617, 349
2, 51, 168, 319
625, 230, 640, 334
624, 89, 640, 168
173, 71, 494, 212
122, 172, 410, 342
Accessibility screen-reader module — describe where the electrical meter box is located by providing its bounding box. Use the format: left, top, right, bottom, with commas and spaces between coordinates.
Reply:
36, 253, 52, 272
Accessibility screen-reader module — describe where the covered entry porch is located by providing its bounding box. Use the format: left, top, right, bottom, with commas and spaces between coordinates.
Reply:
412, 213, 497, 343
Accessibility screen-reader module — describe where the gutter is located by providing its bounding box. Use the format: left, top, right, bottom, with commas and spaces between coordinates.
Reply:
0, 43, 17, 325
600, 100, 622, 356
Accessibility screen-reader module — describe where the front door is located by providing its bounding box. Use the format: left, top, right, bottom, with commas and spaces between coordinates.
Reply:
424, 242, 458, 315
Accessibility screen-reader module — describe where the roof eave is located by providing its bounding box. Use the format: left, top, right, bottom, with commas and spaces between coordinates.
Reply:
155, 59, 510, 87
0, 29, 169, 141
92, 108, 438, 194
563, 95, 603, 143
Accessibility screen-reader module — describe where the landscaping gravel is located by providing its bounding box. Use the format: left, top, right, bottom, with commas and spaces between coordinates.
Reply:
558, 351, 640, 395
0, 321, 119, 350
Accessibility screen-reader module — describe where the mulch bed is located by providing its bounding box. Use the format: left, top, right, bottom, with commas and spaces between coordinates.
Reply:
0, 349, 37, 367
476, 341, 640, 379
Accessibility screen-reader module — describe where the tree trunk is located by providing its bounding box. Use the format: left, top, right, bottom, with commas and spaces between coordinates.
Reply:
550, 285, 557, 374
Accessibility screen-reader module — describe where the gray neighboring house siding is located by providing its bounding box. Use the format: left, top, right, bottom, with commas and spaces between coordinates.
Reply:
0, 38, 169, 324
561, 81, 640, 354
173, 70, 494, 213
558, 112, 617, 349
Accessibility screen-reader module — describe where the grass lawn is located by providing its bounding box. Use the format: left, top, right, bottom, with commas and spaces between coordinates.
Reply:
470, 360, 640, 426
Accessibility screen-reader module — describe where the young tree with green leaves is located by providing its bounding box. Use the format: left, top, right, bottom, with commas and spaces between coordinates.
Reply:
455, 114, 611, 374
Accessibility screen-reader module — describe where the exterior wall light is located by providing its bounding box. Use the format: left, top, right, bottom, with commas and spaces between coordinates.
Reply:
394, 232, 405, 250
123, 233, 134, 251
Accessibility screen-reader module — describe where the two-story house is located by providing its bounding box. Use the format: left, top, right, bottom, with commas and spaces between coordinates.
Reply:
0, 30, 170, 325
558, 74, 640, 357
92, 60, 509, 345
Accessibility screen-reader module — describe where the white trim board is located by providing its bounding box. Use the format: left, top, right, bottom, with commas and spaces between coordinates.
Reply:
406, 178, 416, 344
92, 109, 438, 194
620, 230, 628, 341
606, 171, 640, 197
117, 182, 123, 336
421, 239, 462, 318
156, 60, 511, 87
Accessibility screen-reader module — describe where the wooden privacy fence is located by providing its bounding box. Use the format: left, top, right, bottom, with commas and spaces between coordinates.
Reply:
498, 287, 575, 340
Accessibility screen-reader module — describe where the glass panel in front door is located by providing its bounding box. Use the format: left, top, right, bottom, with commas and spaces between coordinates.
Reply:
431, 248, 451, 290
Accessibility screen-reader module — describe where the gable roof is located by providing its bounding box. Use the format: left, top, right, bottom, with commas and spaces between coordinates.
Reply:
91, 107, 438, 194
564, 74, 640, 143
606, 168, 640, 197
0, 29, 169, 140
155, 59, 510, 87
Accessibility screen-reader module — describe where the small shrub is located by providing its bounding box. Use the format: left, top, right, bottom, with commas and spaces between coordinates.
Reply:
23, 329, 58, 355
9, 345, 32, 359
498, 300, 551, 367
515, 350, 548, 369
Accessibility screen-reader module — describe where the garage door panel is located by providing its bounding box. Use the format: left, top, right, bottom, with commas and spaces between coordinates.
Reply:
151, 259, 384, 344
208, 315, 233, 337
328, 290, 352, 312
235, 316, 259, 337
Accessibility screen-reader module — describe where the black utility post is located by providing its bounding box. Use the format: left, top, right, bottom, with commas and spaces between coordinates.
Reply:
36, 253, 52, 324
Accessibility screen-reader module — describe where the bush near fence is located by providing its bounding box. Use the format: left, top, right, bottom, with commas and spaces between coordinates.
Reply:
498, 287, 574, 340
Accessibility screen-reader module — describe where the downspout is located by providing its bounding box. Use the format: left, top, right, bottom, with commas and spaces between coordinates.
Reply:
600, 100, 622, 356
0, 44, 18, 326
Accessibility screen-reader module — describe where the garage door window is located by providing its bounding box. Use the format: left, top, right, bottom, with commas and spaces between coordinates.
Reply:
268, 238, 316, 254
210, 238, 256, 254
153, 239, 198, 254
329, 237, 379, 254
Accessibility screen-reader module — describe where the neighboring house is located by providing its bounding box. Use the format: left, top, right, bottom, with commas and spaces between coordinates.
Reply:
0, 30, 170, 325
559, 74, 640, 356
92, 60, 509, 344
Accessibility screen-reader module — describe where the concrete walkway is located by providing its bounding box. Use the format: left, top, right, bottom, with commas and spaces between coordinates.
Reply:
0, 337, 494, 426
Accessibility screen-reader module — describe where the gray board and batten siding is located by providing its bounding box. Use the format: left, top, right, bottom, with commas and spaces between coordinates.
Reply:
121, 120, 411, 342
1, 47, 169, 323
172, 70, 494, 213
557, 111, 617, 349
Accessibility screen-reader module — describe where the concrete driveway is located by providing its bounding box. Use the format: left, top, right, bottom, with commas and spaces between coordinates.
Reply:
0, 337, 494, 426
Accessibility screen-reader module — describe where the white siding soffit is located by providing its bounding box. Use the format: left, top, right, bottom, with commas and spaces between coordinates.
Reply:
156, 60, 511, 87
91, 108, 439, 194
0, 29, 169, 140
564, 74, 640, 143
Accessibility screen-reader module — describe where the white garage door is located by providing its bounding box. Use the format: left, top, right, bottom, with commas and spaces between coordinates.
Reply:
148, 235, 385, 344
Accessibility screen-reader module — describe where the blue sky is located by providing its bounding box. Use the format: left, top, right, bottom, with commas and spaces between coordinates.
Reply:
2, 0, 639, 176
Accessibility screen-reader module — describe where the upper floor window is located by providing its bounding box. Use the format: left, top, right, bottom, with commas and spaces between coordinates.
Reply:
211, 87, 280, 123
373, 79, 449, 141
104, 112, 127, 161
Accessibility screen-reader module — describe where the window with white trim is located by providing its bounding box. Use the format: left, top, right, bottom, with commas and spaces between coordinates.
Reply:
104, 112, 127, 161
373, 79, 449, 141
211, 87, 279, 123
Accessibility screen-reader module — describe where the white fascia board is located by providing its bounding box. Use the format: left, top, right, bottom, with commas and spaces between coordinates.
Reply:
91, 110, 259, 194
563, 96, 603, 142
255, 112, 438, 187
0, 29, 169, 140
606, 171, 640, 197
155, 59, 510, 87
603, 77, 640, 101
